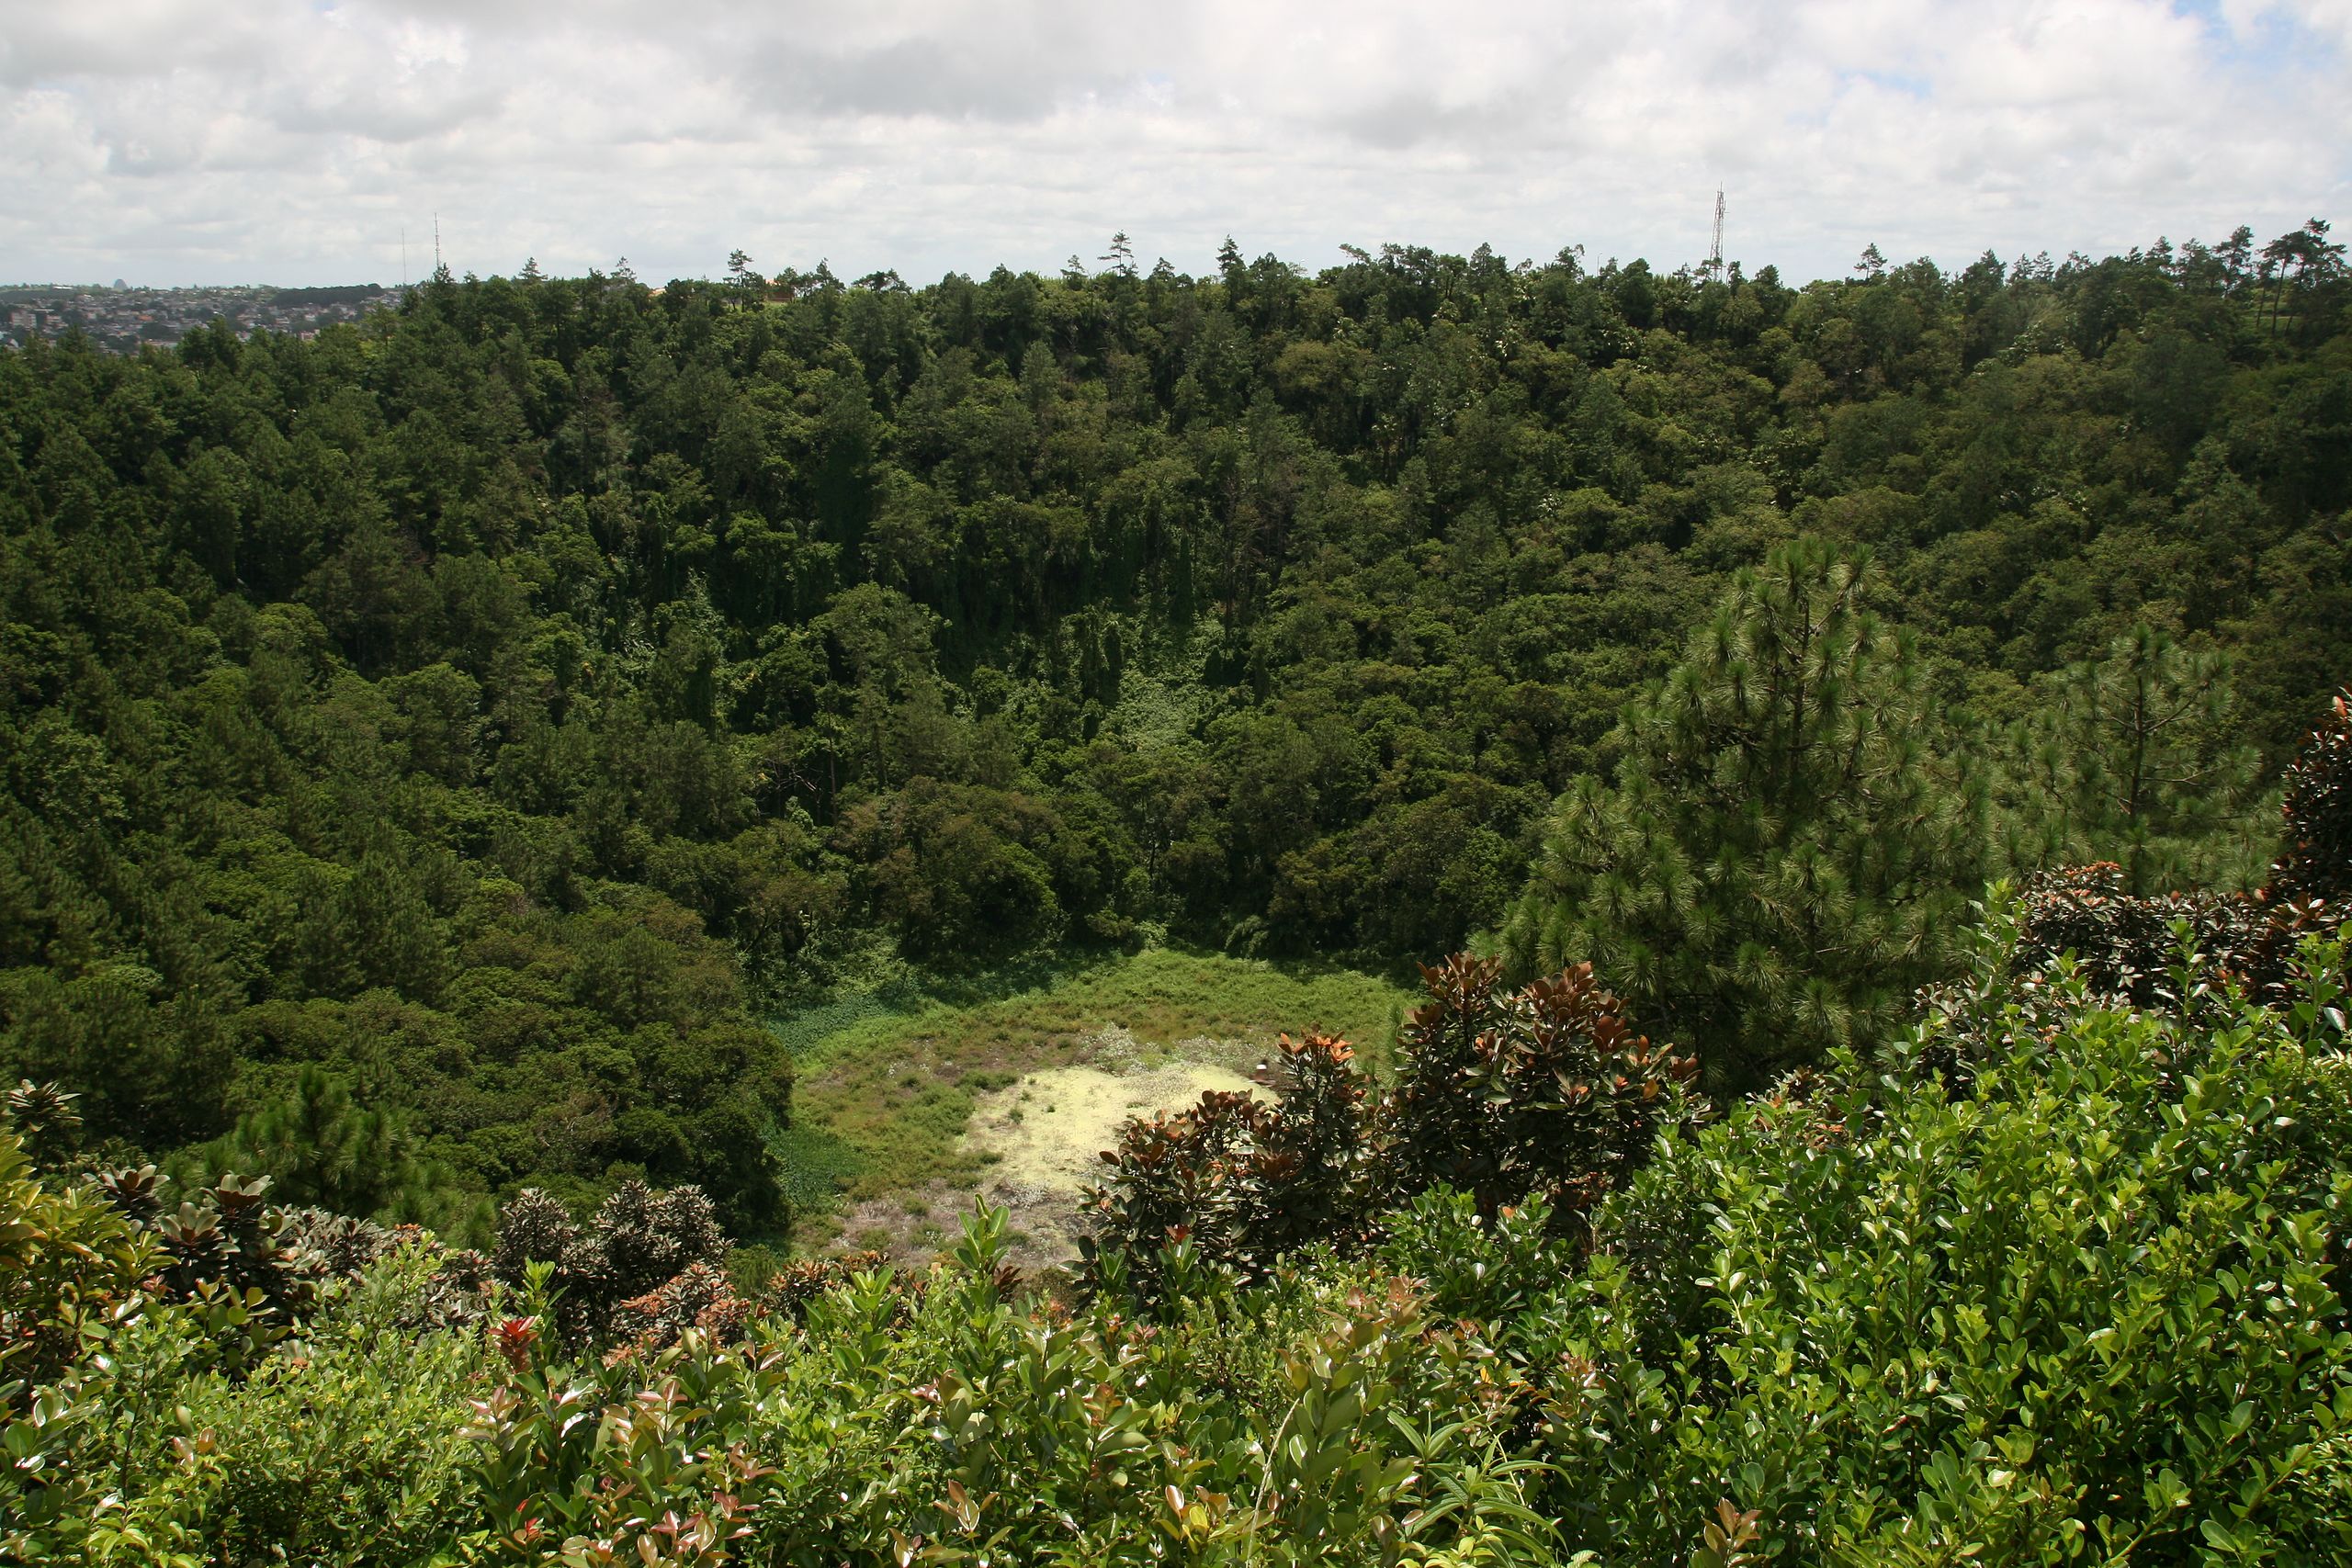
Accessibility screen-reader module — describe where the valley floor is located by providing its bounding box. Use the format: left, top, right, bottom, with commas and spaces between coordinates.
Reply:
770, 947, 1412, 1267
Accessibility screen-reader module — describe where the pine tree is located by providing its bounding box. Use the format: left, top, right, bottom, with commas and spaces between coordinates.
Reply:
198, 1066, 452, 1224
1999, 626, 2262, 893
1504, 539, 1988, 1086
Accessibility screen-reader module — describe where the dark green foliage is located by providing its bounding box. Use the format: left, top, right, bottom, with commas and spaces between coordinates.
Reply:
1996, 625, 2264, 891
4, 229, 2346, 1223
1506, 540, 1989, 1085
2272, 691, 2352, 908
186, 1064, 471, 1231
1082, 957, 1699, 1303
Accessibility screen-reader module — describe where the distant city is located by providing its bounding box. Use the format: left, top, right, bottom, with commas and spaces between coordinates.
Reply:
0, 283, 404, 354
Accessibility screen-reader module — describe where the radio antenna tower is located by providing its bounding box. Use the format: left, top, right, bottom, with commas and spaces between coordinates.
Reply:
1708, 186, 1726, 282
401, 225, 408, 288
433, 214, 442, 276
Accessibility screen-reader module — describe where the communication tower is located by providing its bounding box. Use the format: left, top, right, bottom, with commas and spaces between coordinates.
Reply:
1708, 187, 1726, 282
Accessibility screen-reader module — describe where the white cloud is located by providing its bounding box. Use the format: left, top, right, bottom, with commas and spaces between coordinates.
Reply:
0, 0, 2345, 287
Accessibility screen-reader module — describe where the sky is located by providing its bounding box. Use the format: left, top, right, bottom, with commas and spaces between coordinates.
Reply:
3, 0, 2348, 289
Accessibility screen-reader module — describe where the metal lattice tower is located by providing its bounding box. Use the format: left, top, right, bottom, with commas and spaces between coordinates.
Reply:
1708, 187, 1725, 281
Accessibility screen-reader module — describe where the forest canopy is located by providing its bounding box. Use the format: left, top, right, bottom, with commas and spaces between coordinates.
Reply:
0, 220, 2346, 1225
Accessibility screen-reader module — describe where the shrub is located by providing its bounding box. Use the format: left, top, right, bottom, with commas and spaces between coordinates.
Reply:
1381, 954, 1701, 1222
1082, 959, 1701, 1303
2009, 863, 2268, 1004
1080, 1031, 1367, 1300
1969, 691, 2352, 1016
492, 1179, 729, 1344
75, 1246, 481, 1567
1544, 919, 2352, 1563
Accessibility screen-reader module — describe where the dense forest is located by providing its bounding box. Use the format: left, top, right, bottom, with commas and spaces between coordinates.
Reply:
5, 753, 2351, 1562
3, 224, 2346, 1230
3, 221, 2352, 1560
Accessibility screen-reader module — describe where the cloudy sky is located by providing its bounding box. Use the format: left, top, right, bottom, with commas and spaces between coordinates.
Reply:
4, 0, 2347, 288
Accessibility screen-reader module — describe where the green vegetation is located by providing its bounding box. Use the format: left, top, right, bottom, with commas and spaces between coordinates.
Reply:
780, 946, 1409, 1221
7, 901, 2350, 1562
2, 220, 2350, 1560
3, 225, 2346, 1216
1506, 539, 1990, 1085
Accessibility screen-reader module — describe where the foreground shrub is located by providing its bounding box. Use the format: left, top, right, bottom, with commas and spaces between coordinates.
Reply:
1539, 919, 2352, 1563
2007, 862, 2269, 1004
463, 1203, 1556, 1567
1380, 954, 1700, 1221
12, 906, 2352, 1563
1083, 958, 1700, 1304
75, 1246, 481, 1565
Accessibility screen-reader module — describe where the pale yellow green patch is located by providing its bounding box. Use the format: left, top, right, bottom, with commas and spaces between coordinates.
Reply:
957, 1061, 1262, 1269
775, 947, 1410, 1260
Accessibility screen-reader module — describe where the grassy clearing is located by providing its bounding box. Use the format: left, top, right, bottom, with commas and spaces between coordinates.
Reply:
959, 1062, 1263, 1268
775, 946, 1412, 1251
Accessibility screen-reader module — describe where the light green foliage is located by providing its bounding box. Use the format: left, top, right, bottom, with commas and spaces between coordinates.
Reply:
0, 1122, 163, 1560
0, 1123, 158, 1386
1540, 921, 2352, 1563
74, 1247, 481, 1566
458, 1204, 1554, 1567
7, 918, 2352, 1560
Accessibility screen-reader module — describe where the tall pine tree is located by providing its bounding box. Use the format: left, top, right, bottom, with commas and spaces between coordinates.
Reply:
1504, 539, 1988, 1087
1995, 626, 2264, 893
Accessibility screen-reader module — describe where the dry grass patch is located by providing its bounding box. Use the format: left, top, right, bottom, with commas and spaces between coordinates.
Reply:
775, 948, 1411, 1258
958, 1061, 1261, 1270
